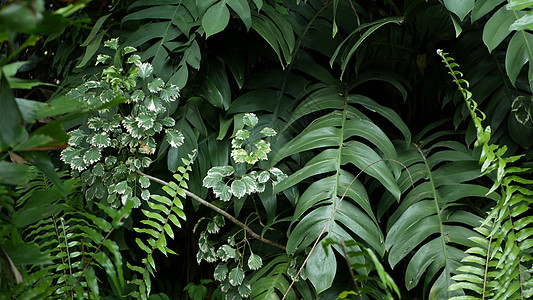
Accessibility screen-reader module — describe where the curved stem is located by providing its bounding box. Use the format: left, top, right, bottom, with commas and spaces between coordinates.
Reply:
136, 170, 286, 251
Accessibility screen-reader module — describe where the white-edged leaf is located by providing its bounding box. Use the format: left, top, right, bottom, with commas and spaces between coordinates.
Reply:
208, 165, 235, 177
127, 54, 141, 65
203, 173, 224, 188
115, 181, 128, 194
259, 126, 276, 136
90, 132, 111, 148
83, 148, 101, 165
136, 114, 155, 129
243, 113, 258, 127
234, 129, 250, 140
214, 263, 228, 281
141, 189, 150, 200
247, 253, 262, 270
68, 129, 86, 146
160, 85, 180, 102
96, 54, 111, 65
148, 78, 164, 93
139, 176, 150, 188
131, 90, 145, 102
216, 245, 236, 261
238, 280, 251, 297
166, 129, 185, 148
123, 46, 137, 55
231, 179, 246, 198
257, 171, 270, 183
104, 38, 119, 50
213, 182, 232, 201
138, 63, 153, 78
228, 267, 245, 286
160, 117, 175, 127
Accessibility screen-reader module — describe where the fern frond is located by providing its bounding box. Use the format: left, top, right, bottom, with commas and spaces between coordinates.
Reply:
438, 49, 533, 300
0, 165, 132, 299
128, 151, 195, 299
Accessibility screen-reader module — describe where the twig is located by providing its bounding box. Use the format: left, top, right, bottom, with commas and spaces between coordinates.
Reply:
348, 0, 361, 26
340, 240, 362, 300
136, 170, 286, 251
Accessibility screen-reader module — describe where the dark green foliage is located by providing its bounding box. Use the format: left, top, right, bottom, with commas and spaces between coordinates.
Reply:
2, 0, 533, 299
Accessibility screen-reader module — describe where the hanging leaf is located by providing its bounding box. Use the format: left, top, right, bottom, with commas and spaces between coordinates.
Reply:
0, 72, 24, 150
443, 0, 475, 21
214, 263, 228, 281
228, 267, 245, 286
202, 2, 230, 38
248, 253, 263, 270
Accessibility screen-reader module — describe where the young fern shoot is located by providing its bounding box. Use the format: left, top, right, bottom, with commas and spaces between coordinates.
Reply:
438, 49, 533, 300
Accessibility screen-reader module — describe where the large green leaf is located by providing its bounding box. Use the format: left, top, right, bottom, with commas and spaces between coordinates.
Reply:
471, 0, 505, 22
505, 31, 533, 88
384, 130, 498, 298
330, 16, 403, 79
0, 161, 29, 185
482, 6, 519, 53
251, 7, 296, 67
202, 2, 230, 38
273, 84, 401, 293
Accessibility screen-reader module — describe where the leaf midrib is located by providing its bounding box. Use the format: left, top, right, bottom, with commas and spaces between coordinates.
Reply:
417, 146, 451, 297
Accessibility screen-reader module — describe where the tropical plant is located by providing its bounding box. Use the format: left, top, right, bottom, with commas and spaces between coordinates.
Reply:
2, 0, 533, 299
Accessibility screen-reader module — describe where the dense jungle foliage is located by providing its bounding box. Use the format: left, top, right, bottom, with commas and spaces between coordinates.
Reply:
1, 0, 533, 299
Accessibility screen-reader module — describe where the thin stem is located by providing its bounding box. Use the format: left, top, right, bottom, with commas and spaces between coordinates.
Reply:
340, 240, 362, 300
482, 234, 492, 300
136, 170, 286, 251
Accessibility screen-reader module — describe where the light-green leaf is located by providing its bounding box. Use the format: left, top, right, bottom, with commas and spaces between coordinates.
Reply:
202, 2, 230, 38
243, 112, 258, 127
482, 7, 519, 52
443, 0, 474, 21
472, 0, 505, 22
505, 31, 533, 88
